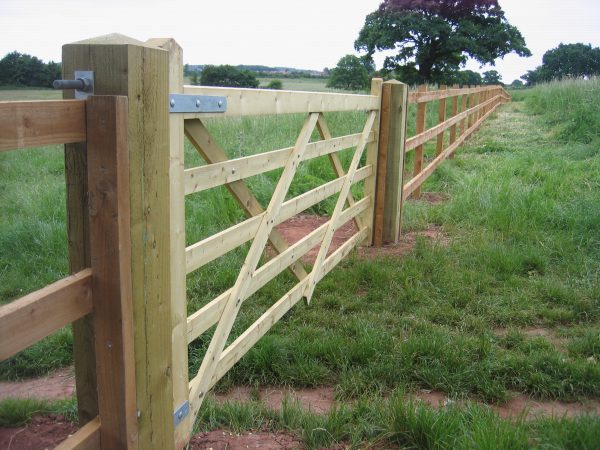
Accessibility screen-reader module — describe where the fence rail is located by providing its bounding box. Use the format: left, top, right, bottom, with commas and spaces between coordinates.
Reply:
0, 34, 509, 450
0, 96, 135, 450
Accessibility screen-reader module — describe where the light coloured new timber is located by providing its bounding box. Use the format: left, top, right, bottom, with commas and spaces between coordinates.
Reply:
412, 84, 428, 199
189, 112, 320, 422
304, 110, 377, 303
190, 226, 370, 397
436, 85, 447, 156
54, 416, 101, 450
0, 269, 92, 361
184, 131, 373, 194
316, 113, 367, 231
403, 96, 504, 198
182, 85, 380, 118
373, 80, 408, 245
363, 78, 383, 243
184, 119, 308, 282
63, 33, 175, 450
147, 37, 192, 448
185, 165, 372, 274
186, 195, 370, 344
86, 95, 137, 449
405, 94, 501, 151
0, 100, 86, 151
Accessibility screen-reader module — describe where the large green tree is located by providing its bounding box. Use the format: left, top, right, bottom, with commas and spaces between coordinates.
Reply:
523, 43, 600, 85
0, 51, 61, 87
355, 0, 530, 83
326, 55, 370, 91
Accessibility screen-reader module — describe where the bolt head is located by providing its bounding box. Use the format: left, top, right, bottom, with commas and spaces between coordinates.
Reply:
170, 98, 176, 107
218, 100, 223, 107
196, 99, 201, 107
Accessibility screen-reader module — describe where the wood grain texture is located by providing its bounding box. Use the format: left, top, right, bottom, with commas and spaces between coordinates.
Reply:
0, 100, 86, 151
54, 416, 101, 450
86, 95, 137, 449
63, 34, 175, 450
182, 85, 380, 117
0, 270, 92, 361
412, 85, 428, 199
147, 37, 192, 449
436, 85, 447, 156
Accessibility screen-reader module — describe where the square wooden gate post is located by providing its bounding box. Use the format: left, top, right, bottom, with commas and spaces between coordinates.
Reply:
63, 34, 176, 450
373, 80, 408, 246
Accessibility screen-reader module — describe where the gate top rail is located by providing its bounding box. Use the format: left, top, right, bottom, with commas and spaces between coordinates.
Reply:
182, 85, 381, 118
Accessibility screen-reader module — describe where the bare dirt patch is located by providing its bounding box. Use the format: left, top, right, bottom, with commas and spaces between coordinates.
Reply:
214, 386, 336, 414
493, 327, 567, 352
0, 367, 75, 401
411, 192, 450, 204
0, 415, 77, 450
274, 214, 450, 264
189, 430, 303, 450
413, 389, 600, 420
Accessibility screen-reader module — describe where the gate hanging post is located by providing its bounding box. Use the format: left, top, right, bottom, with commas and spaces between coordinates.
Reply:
373, 80, 408, 246
364, 78, 383, 245
63, 34, 176, 450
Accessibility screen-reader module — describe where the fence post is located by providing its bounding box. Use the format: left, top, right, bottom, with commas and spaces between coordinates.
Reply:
468, 86, 475, 129
412, 84, 428, 199
365, 78, 383, 245
436, 85, 447, 156
63, 34, 175, 450
460, 87, 468, 137
373, 80, 408, 246
86, 95, 137, 449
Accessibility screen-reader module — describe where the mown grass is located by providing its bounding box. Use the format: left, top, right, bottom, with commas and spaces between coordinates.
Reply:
1, 80, 599, 447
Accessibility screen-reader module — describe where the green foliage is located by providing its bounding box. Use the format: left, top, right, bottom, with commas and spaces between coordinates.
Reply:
0, 397, 77, 426
0, 51, 61, 88
522, 43, 600, 85
200, 65, 259, 88
266, 79, 283, 90
510, 79, 524, 89
194, 394, 600, 449
326, 55, 370, 91
525, 77, 600, 143
355, 0, 530, 83
483, 70, 502, 85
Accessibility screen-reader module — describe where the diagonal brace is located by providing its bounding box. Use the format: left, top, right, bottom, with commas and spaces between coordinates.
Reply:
184, 119, 307, 281
188, 113, 320, 421
304, 110, 377, 303
316, 114, 367, 231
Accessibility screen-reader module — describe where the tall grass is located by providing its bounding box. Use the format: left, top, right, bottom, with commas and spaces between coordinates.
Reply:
524, 77, 600, 144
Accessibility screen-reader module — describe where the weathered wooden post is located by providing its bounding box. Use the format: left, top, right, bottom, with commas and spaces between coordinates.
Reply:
412, 84, 427, 199
62, 34, 176, 449
373, 80, 408, 246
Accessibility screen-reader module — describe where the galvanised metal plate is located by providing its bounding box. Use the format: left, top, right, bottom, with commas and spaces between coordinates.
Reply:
169, 94, 227, 113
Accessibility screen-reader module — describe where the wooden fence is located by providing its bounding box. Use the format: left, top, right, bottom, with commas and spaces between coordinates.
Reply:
0, 96, 136, 448
0, 34, 509, 450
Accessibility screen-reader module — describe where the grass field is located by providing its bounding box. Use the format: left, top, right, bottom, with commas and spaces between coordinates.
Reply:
1, 79, 599, 448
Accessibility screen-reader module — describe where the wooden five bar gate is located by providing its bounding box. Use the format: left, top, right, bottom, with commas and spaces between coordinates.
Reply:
0, 34, 510, 449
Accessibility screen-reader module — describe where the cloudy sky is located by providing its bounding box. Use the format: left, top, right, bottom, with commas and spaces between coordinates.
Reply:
1, 0, 599, 83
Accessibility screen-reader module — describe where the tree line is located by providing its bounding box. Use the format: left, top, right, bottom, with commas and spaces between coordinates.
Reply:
0, 51, 61, 88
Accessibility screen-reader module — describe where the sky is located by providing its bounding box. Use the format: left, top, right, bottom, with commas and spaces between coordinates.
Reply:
1, 0, 600, 83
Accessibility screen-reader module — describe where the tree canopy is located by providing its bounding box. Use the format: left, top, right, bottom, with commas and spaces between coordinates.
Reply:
522, 43, 600, 85
326, 55, 370, 91
355, 0, 530, 83
482, 70, 502, 85
0, 51, 61, 87
200, 65, 259, 88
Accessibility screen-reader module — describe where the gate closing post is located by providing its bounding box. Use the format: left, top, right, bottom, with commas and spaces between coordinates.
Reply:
373, 80, 408, 246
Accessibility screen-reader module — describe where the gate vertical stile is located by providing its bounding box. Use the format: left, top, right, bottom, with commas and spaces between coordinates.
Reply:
365, 78, 383, 244
146, 38, 192, 449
